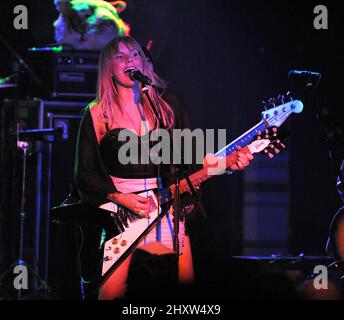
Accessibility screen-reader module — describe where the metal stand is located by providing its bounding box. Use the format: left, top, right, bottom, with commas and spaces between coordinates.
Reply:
141, 85, 163, 128
298, 73, 344, 189
0, 32, 42, 89
172, 167, 181, 255
0, 137, 49, 299
141, 85, 184, 253
141, 85, 207, 254
0, 33, 50, 299
171, 166, 207, 255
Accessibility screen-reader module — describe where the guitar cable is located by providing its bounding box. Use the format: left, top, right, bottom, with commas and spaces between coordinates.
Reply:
77, 225, 104, 299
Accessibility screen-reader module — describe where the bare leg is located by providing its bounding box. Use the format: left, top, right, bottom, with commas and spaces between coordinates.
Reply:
98, 252, 133, 300
98, 221, 194, 300
178, 235, 194, 283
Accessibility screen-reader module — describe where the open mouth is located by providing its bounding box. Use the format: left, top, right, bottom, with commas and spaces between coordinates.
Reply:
124, 67, 137, 74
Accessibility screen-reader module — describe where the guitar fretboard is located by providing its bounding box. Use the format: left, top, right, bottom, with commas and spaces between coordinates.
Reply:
168, 145, 251, 195
216, 121, 266, 157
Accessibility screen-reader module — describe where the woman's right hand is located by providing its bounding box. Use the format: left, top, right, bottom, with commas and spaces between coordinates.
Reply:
110, 193, 151, 218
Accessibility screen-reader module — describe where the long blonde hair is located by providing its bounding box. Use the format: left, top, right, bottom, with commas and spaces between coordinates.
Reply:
96, 36, 174, 129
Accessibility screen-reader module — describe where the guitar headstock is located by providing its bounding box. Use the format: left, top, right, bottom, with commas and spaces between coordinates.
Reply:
248, 127, 286, 159
261, 93, 303, 128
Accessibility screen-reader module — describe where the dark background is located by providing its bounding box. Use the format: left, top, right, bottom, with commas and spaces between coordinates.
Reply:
1, 0, 343, 299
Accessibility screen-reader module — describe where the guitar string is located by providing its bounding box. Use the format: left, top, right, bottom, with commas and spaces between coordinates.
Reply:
101, 105, 293, 272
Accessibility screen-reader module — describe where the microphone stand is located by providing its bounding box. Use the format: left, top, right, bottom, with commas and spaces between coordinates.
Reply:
309, 80, 344, 189
141, 85, 182, 254
171, 166, 181, 255
0, 130, 50, 300
0, 32, 42, 88
0, 33, 48, 299
141, 83, 209, 255
291, 72, 344, 194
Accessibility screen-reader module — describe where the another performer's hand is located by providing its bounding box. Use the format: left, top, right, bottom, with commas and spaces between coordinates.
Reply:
111, 193, 151, 218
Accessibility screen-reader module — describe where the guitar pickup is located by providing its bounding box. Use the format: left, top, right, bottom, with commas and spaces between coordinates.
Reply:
118, 208, 129, 228
111, 213, 125, 233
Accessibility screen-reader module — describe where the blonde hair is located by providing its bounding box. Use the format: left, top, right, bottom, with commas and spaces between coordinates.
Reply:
96, 36, 174, 129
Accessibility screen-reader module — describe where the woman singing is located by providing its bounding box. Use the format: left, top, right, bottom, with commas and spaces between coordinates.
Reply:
74, 36, 253, 300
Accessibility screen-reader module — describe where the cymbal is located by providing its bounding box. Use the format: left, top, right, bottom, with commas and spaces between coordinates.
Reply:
0, 83, 16, 89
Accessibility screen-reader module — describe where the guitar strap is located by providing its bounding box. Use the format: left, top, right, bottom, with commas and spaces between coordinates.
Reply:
171, 164, 207, 219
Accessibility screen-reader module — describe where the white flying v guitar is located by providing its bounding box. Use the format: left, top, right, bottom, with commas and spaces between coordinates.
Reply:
96, 96, 304, 287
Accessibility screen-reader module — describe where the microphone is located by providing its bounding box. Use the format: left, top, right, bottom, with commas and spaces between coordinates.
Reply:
129, 70, 157, 88
288, 70, 321, 78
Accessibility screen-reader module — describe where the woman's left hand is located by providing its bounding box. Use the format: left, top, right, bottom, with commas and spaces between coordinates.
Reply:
229, 147, 254, 171
203, 148, 254, 173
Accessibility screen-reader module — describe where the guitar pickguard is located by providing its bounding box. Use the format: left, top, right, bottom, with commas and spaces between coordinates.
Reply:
100, 190, 161, 275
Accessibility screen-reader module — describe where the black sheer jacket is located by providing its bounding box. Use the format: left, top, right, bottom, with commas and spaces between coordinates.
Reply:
74, 89, 196, 207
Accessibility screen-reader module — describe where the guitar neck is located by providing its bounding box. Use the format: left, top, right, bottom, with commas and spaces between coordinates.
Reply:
168, 145, 251, 196
216, 120, 266, 157
163, 121, 268, 197
162, 109, 295, 199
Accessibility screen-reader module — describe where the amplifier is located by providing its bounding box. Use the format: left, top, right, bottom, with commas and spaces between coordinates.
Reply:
26, 47, 100, 100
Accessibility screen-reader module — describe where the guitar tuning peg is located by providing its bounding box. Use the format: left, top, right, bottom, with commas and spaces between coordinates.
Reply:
265, 129, 269, 138
276, 139, 286, 149
264, 148, 274, 158
268, 98, 276, 107
261, 100, 268, 111
286, 91, 293, 101
274, 148, 280, 154
277, 94, 284, 105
